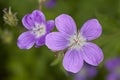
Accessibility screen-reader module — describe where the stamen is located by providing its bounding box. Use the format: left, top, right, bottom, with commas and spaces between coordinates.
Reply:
32, 23, 46, 38
69, 33, 86, 49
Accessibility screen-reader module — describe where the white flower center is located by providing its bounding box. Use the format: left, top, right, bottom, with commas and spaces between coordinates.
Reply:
32, 23, 46, 38
69, 33, 86, 49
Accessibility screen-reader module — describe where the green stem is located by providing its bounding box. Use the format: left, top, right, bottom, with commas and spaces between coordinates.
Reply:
38, 0, 46, 10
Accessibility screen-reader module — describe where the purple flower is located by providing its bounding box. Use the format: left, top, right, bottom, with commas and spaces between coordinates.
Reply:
17, 10, 54, 49
74, 64, 97, 80
45, 0, 56, 8
105, 58, 120, 80
45, 14, 103, 73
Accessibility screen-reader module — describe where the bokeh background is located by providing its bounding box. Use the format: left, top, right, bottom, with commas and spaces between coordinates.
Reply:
0, 0, 120, 80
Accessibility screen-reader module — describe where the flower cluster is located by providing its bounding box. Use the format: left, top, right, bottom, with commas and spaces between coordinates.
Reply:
17, 10, 103, 73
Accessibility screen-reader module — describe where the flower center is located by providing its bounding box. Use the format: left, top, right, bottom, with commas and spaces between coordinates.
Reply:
69, 33, 86, 49
32, 23, 46, 38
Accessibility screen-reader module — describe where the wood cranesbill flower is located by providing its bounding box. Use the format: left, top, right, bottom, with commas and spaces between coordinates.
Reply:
45, 0, 56, 8
17, 10, 54, 49
105, 58, 120, 80
46, 14, 103, 73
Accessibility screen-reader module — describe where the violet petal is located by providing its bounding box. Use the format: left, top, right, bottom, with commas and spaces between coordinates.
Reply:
63, 49, 83, 73
35, 35, 45, 48
17, 31, 35, 49
82, 42, 103, 66
107, 73, 118, 80
45, 32, 69, 51
80, 19, 102, 41
31, 10, 45, 24
55, 14, 77, 36
22, 14, 35, 30
46, 20, 54, 32
105, 58, 120, 72
45, 0, 56, 8
86, 64, 97, 78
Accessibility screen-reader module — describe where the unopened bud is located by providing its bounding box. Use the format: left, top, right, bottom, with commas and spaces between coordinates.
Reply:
0, 29, 13, 44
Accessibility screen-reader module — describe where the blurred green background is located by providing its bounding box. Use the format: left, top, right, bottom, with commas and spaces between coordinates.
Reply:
0, 0, 120, 80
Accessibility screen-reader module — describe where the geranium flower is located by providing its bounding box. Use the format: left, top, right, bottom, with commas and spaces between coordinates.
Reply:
45, 0, 56, 8
46, 14, 103, 73
105, 57, 120, 80
17, 10, 54, 49
74, 63, 97, 80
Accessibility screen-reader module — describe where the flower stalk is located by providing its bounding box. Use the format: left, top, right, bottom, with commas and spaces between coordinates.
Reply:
38, 0, 46, 10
